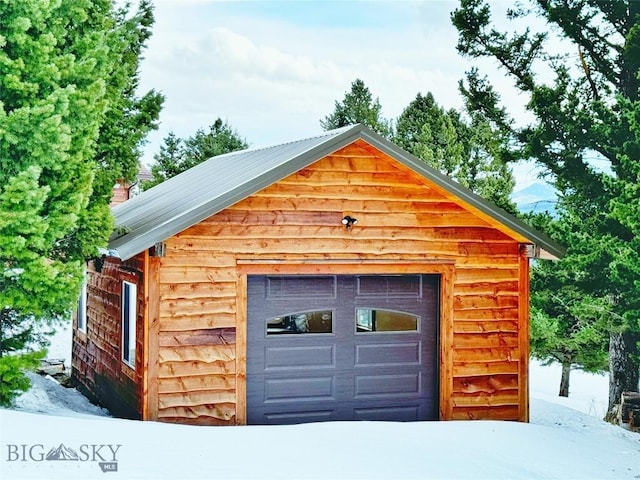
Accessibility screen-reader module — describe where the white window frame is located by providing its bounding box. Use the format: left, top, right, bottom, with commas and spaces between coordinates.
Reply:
77, 278, 87, 333
121, 281, 137, 368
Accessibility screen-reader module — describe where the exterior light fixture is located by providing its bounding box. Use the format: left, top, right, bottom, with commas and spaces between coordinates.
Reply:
342, 215, 358, 230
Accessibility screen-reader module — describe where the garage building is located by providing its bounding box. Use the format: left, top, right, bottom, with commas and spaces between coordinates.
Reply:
72, 124, 563, 425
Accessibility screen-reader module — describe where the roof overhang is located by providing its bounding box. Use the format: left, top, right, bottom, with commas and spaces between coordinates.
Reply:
108, 124, 564, 261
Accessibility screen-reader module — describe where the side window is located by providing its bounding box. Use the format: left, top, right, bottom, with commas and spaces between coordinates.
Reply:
77, 278, 87, 333
122, 281, 137, 367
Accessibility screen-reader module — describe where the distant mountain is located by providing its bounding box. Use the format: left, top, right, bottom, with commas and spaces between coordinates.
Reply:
512, 182, 558, 214
46, 443, 79, 461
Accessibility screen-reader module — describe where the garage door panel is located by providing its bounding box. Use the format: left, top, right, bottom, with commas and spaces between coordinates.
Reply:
265, 345, 336, 370
354, 342, 421, 366
267, 275, 337, 299
264, 376, 335, 402
354, 405, 421, 422
356, 275, 423, 298
264, 410, 335, 425
354, 373, 421, 398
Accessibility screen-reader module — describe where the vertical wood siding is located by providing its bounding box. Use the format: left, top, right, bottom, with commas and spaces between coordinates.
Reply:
146, 140, 528, 424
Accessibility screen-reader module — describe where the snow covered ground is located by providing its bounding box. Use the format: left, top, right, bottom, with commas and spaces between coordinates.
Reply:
1, 324, 639, 480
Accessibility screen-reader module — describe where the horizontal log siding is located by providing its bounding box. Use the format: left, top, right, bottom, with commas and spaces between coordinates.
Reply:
152, 140, 526, 424
72, 256, 145, 419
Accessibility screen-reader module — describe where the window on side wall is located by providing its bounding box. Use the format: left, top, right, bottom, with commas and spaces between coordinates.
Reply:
122, 281, 137, 367
77, 278, 87, 333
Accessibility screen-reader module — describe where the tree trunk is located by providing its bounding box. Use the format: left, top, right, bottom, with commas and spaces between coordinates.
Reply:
607, 331, 640, 417
559, 361, 571, 397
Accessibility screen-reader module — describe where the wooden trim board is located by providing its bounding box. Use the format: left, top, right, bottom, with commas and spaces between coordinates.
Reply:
235, 258, 455, 424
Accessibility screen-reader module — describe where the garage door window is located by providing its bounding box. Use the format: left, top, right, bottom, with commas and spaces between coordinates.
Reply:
356, 308, 418, 332
267, 310, 333, 335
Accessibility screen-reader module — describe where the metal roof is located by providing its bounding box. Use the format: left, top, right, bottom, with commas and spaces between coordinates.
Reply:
109, 124, 565, 260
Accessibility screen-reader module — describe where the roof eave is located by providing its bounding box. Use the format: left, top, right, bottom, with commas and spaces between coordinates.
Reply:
108, 124, 565, 261
356, 128, 565, 260
110, 126, 366, 260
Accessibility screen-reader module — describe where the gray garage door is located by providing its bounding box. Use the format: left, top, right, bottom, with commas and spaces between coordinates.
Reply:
247, 274, 439, 425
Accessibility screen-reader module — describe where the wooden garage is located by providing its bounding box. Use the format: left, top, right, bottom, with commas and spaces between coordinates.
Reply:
72, 124, 564, 425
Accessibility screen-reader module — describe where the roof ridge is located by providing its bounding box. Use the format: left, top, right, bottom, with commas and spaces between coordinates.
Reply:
213, 124, 357, 160
112, 126, 360, 215
110, 123, 564, 261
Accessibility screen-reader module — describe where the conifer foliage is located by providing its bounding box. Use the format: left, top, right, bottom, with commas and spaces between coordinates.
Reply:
394, 92, 516, 214
0, 0, 161, 405
322, 80, 516, 213
452, 0, 640, 410
145, 118, 248, 188
320, 79, 392, 137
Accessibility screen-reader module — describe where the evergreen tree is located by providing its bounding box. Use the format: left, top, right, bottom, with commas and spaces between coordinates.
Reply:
0, 0, 160, 405
145, 119, 248, 188
182, 118, 248, 170
452, 0, 640, 412
321, 79, 391, 137
395, 93, 465, 179
145, 132, 184, 188
528, 211, 609, 397
394, 92, 516, 213
87, 0, 164, 220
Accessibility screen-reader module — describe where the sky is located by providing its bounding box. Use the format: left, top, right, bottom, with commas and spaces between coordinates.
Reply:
135, 0, 544, 190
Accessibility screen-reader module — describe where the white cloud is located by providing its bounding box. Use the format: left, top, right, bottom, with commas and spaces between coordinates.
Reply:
202, 28, 323, 82
137, 1, 542, 189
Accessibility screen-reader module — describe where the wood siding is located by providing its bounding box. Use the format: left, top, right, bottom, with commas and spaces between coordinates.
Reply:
72, 256, 145, 419
145, 140, 529, 424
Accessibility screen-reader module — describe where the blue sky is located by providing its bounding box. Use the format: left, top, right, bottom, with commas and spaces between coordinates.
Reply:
137, 0, 542, 189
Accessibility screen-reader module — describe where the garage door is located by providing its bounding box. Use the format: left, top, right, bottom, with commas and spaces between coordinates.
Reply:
247, 274, 439, 425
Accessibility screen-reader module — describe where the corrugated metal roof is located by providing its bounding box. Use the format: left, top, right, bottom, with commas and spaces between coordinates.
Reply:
109, 124, 564, 260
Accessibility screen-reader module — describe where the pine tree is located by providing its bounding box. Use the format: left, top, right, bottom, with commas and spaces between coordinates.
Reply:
452, 0, 640, 412
528, 212, 609, 396
321, 79, 391, 137
396, 94, 465, 179
182, 119, 248, 170
394, 92, 516, 213
144, 119, 247, 188
87, 1, 164, 216
0, 0, 161, 405
145, 133, 185, 188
